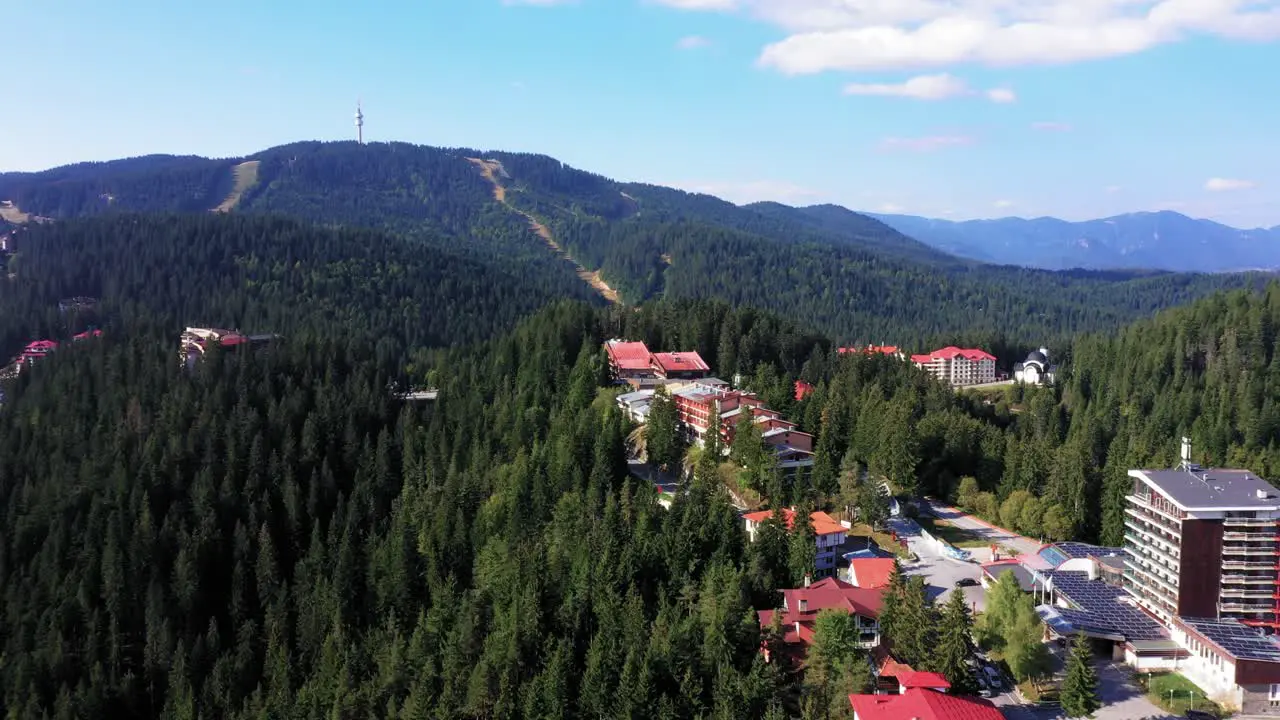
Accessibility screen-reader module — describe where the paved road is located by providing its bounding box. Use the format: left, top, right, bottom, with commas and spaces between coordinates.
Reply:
922, 498, 1044, 557
998, 662, 1177, 719
887, 516, 988, 612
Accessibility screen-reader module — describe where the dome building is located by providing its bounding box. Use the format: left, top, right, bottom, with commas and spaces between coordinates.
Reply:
1013, 347, 1055, 385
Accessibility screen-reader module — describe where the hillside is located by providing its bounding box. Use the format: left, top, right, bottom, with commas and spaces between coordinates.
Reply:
0, 214, 597, 367
872, 210, 1280, 273
0, 142, 1264, 349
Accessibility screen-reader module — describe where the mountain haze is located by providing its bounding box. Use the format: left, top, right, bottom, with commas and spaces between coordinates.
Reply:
871, 210, 1280, 272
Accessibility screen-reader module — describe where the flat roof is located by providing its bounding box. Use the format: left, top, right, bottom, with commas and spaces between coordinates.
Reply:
1050, 571, 1168, 640
1131, 468, 1280, 510
981, 562, 1037, 592
1177, 617, 1280, 663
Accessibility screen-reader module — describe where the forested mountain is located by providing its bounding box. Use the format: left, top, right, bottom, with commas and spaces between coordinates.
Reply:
0, 214, 598, 368
872, 210, 1280, 273
0, 142, 1263, 351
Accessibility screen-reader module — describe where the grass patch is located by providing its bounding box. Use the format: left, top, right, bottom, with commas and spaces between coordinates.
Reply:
1017, 679, 1059, 703
917, 515, 990, 548
723, 464, 765, 509
847, 523, 913, 559
1133, 672, 1225, 717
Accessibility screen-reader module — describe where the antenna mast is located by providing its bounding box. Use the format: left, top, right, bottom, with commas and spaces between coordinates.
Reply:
355, 100, 364, 145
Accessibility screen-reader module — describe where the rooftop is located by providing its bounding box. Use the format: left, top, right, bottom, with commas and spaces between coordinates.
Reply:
981, 561, 1038, 592
1047, 570, 1167, 641
847, 558, 897, 588
1177, 616, 1280, 663
898, 670, 951, 690
650, 350, 709, 373
744, 508, 845, 536
847, 688, 1001, 720
1131, 467, 1280, 510
604, 340, 653, 371
758, 577, 885, 633
1039, 542, 1126, 568
910, 346, 996, 363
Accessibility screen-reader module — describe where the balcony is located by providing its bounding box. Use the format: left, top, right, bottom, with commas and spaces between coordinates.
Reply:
1125, 565, 1179, 599
1222, 544, 1278, 556
1124, 531, 1180, 563
1221, 573, 1278, 585
1224, 517, 1277, 528
1219, 601, 1276, 613
1220, 587, 1276, 599
1125, 503, 1182, 532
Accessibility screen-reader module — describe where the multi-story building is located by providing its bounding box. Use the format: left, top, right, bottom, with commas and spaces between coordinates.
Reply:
744, 508, 847, 577
758, 576, 883, 664
675, 381, 815, 467
180, 327, 276, 370
1123, 438, 1280, 629
910, 346, 996, 386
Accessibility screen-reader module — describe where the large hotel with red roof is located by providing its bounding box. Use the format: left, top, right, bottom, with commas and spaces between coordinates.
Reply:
910, 346, 997, 386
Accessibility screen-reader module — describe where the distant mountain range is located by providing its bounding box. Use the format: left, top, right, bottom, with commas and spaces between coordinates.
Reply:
868, 211, 1280, 273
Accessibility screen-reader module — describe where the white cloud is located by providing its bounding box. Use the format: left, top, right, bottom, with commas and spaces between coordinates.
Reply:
663, 179, 823, 205
878, 202, 906, 213
1032, 121, 1073, 131
994, 198, 1015, 208
985, 87, 1017, 103
652, 0, 1280, 73
878, 135, 975, 152
842, 72, 1014, 102
676, 34, 712, 49
1205, 177, 1257, 192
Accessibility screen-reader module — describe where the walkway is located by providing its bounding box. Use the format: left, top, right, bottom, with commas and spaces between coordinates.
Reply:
922, 498, 1044, 557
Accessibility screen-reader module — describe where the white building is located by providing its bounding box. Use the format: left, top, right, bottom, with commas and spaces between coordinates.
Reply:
910, 346, 996, 386
744, 508, 848, 578
1013, 348, 1055, 385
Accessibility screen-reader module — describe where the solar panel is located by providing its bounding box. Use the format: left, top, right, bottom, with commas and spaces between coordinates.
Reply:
1048, 571, 1168, 640
1179, 617, 1280, 662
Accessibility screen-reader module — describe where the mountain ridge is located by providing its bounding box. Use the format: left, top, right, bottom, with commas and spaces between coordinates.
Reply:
869, 209, 1280, 272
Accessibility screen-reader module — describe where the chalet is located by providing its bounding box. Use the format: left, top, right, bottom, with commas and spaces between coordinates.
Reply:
20, 340, 58, 364
759, 576, 884, 663
847, 687, 1001, 720
180, 327, 276, 370
847, 558, 896, 589
910, 346, 997, 386
794, 380, 814, 401
72, 329, 103, 341
744, 508, 847, 578
838, 345, 906, 361
603, 340, 710, 386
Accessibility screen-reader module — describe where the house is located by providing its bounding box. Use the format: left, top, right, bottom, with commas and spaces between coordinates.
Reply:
838, 345, 906, 361
20, 340, 58, 365
758, 577, 884, 662
650, 351, 710, 379
615, 389, 656, 423
1013, 347, 1056, 385
847, 687, 1001, 720
794, 380, 814, 401
605, 340, 659, 383
180, 327, 275, 370
744, 508, 847, 577
910, 347, 997, 386
603, 340, 710, 385
847, 558, 896, 589
72, 329, 103, 341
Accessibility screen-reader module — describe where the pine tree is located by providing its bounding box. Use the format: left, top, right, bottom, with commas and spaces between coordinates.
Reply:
894, 577, 937, 668
1060, 633, 1101, 718
647, 386, 684, 471
788, 507, 817, 585
932, 590, 978, 695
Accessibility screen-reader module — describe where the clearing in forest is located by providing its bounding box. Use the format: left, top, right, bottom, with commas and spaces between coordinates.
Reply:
466, 157, 620, 304
0, 201, 31, 224
213, 161, 261, 213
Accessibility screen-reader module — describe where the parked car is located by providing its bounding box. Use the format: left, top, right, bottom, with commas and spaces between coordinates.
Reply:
955, 577, 979, 587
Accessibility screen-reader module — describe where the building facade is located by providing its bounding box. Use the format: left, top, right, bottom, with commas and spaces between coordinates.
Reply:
745, 508, 847, 577
910, 347, 996, 386
604, 340, 710, 385
1013, 348, 1055, 385
1123, 443, 1280, 628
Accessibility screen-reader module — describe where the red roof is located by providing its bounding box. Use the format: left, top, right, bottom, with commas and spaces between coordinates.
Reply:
651, 350, 709, 373
794, 380, 814, 401
898, 671, 952, 690
24, 340, 58, 351
838, 345, 901, 356
73, 329, 103, 340
911, 346, 996, 363
758, 577, 885, 648
848, 688, 1001, 720
848, 558, 897, 589
605, 340, 653, 371
743, 508, 846, 536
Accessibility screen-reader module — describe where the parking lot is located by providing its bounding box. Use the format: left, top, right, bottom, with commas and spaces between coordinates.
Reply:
886, 515, 988, 611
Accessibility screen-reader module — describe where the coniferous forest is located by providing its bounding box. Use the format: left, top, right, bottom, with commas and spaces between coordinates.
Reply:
2, 141, 1280, 718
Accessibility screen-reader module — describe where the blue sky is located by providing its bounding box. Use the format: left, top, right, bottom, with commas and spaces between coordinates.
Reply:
2, 0, 1277, 227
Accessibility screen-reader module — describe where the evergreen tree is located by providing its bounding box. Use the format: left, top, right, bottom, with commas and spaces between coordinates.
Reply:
931, 590, 978, 695
647, 385, 684, 471
1060, 633, 1101, 718
788, 507, 817, 585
